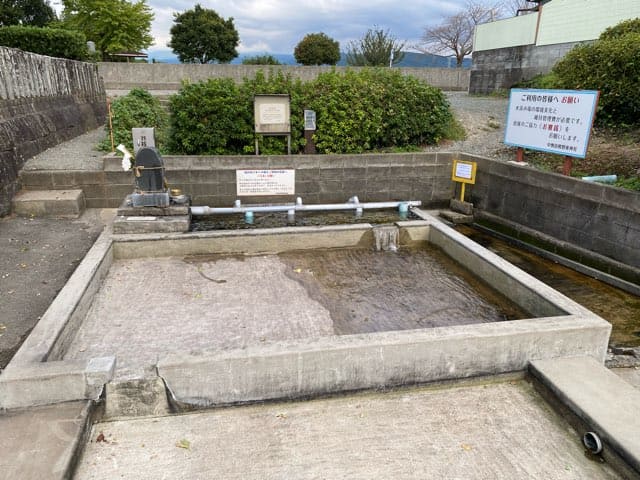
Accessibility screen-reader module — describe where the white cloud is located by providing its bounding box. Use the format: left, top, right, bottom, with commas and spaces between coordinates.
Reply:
85, 0, 472, 54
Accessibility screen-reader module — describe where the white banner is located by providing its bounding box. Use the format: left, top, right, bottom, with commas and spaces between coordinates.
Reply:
504, 89, 599, 158
236, 169, 295, 196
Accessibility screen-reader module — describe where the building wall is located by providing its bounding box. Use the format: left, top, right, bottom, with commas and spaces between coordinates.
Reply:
0, 47, 106, 215
470, 0, 640, 93
473, 14, 538, 51
536, 0, 640, 46
97, 64, 471, 93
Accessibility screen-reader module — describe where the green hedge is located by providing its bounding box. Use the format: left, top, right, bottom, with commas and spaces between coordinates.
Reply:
100, 88, 168, 152
553, 32, 640, 126
168, 69, 455, 155
0, 26, 87, 60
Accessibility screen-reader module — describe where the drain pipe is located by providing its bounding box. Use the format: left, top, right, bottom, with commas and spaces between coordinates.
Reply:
190, 197, 422, 216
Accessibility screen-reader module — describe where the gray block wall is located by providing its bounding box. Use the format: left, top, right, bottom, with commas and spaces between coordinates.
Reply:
469, 42, 585, 94
97, 63, 470, 92
466, 154, 640, 270
0, 47, 107, 215
20, 153, 456, 209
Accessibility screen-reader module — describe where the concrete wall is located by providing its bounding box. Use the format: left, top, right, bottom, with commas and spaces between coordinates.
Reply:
97, 63, 470, 93
19, 152, 455, 209
469, 41, 581, 94
0, 47, 106, 215
465, 154, 640, 272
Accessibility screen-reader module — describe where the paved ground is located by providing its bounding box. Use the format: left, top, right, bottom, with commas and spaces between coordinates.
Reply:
0, 209, 110, 370
74, 379, 621, 480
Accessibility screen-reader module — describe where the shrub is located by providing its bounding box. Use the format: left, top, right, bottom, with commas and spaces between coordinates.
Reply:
599, 17, 640, 40
167, 69, 456, 155
552, 32, 640, 126
301, 69, 453, 153
0, 25, 87, 59
101, 88, 168, 152
241, 55, 281, 65
512, 72, 561, 89
169, 78, 252, 154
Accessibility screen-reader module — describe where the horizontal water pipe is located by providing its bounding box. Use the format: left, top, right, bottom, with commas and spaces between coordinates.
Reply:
190, 200, 422, 216
582, 175, 617, 184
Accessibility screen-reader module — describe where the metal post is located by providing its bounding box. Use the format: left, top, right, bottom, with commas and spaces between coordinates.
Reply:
562, 155, 573, 176
516, 147, 525, 163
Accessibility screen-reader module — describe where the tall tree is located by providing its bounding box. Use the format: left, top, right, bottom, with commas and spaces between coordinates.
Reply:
294, 32, 340, 65
0, 0, 56, 27
61, 0, 153, 59
417, 1, 501, 67
168, 4, 239, 64
346, 27, 405, 67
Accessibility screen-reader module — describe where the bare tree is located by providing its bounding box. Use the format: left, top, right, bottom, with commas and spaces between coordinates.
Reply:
416, 1, 502, 67
502, 0, 539, 16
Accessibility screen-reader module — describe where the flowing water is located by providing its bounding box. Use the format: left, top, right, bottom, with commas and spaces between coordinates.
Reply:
456, 225, 640, 347
281, 245, 528, 335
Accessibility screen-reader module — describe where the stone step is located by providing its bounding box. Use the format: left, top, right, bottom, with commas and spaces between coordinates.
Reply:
12, 189, 85, 218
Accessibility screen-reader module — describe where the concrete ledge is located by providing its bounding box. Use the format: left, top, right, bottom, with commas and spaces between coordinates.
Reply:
12, 189, 85, 218
530, 356, 640, 474
112, 224, 376, 258
0, 357, 116, 409
113, 215, 191, 234
158, 316, 610, 409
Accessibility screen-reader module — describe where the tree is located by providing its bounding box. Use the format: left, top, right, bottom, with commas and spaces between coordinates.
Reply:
294, 32, 340, 65
61, 0, 153, 60
168, 4, 239, 64
502, 0, 539, 16
417, 1, 501, 67
0, 0, 56, 27
346, 27, 405, 67
242, 54, 281, 65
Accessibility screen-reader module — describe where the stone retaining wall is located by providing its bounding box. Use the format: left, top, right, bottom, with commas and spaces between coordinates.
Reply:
0, 47, 106, 215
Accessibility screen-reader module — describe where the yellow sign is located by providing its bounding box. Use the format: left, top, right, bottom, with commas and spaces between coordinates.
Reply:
451, 160, 477, 184
451, 160, 477, 202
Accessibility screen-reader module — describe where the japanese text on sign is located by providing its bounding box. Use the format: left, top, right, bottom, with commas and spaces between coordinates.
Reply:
236, 169, 295, 196
504, 89, 599, 159
451, 160, 477, 184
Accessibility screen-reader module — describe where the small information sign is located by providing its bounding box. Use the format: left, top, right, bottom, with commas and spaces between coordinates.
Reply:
452, 160, 477, 184
254, 95, 291, 135
236, 169, 295, 196
504, 89, 599, 159
304, 110, 316, 130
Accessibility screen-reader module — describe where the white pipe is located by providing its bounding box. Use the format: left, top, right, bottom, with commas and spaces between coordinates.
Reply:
190, 200, 421, 216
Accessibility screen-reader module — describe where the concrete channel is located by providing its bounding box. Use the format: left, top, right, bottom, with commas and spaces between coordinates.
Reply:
1, 209, 639, 478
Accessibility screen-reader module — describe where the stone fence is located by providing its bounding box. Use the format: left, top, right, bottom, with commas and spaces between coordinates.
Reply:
97, 63, 470, 93
0, 47, 106, 215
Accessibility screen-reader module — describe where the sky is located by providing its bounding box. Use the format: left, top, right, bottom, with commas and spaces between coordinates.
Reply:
102, 0, 476, 55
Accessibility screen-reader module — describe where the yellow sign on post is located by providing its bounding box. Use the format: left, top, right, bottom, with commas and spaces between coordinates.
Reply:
451, 160, 477, 202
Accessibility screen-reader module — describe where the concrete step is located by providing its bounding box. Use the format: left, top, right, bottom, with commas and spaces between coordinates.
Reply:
530, 356, 640, 474
0, 401, 92, 480
12, 189, 85, 218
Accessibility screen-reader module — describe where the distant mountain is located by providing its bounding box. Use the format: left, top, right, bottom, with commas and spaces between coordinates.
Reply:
146, 50, 470, 69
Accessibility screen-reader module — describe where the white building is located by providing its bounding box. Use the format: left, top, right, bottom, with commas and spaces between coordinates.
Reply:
470, 0, 640, 93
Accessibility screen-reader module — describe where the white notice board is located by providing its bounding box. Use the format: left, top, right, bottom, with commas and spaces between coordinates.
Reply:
504, 89, 599, 158
236, 169, 295, 196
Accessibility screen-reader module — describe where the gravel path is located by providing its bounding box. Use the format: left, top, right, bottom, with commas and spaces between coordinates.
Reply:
437, 91, 513, 160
